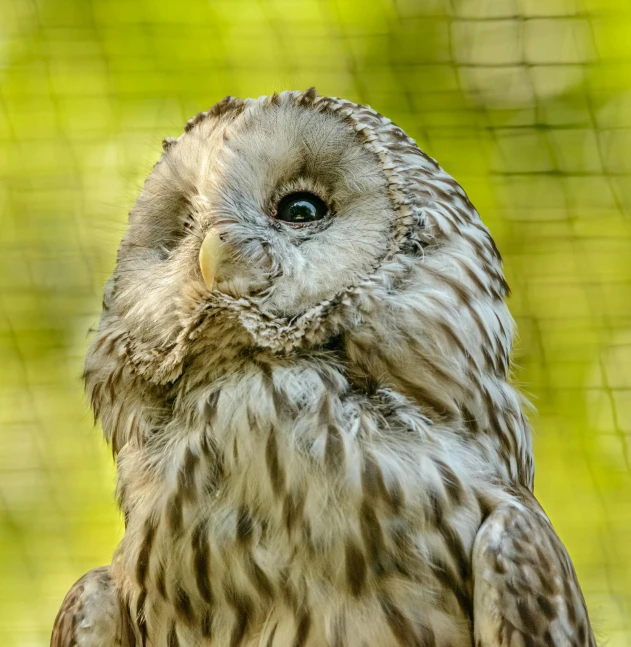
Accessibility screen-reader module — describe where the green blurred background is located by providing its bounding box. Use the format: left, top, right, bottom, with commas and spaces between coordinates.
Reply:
1, 0, 630, 644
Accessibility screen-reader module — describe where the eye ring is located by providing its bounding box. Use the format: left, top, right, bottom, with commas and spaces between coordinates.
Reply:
272, 191, 329, 225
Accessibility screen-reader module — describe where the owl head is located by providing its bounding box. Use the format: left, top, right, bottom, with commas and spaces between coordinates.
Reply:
86, 89, 531, 485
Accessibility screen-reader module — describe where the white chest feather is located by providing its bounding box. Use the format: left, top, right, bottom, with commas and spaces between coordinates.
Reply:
115, 362, 502, 647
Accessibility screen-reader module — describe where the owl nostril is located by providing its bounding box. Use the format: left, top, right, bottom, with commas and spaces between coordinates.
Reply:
206, 219, 234, 242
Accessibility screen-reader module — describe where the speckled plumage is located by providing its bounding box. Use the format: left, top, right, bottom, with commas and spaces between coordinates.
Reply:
52, 89, 595, 647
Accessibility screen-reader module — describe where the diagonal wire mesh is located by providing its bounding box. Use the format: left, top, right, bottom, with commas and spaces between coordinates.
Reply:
0, 0, 630, 645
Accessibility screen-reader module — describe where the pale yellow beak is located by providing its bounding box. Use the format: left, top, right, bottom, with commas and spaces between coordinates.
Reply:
198, 228, 225, 291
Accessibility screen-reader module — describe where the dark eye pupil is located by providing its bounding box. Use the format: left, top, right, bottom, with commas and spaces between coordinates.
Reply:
276, 192, 327, 223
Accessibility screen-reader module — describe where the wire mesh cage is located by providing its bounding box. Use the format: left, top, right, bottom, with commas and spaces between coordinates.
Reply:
0, 0, 630, 645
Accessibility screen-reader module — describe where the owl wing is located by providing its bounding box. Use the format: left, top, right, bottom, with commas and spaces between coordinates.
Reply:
51, 566, 136, 647
472, 491, 596, 647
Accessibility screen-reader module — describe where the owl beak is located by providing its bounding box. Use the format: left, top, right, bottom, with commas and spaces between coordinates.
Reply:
199, 228, 225, 291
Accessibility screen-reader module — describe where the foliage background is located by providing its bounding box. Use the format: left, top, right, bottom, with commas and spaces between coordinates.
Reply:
1, 0, 630, 645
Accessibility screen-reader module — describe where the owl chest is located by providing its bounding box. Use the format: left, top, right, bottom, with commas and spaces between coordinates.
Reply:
123, 386, 484, 647
137, 483, 477, 647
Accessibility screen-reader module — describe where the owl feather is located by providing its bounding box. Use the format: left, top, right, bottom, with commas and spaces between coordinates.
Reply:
52, 89, 595, 647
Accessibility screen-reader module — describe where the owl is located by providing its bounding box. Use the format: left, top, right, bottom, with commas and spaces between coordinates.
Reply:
51, 89, 595, 647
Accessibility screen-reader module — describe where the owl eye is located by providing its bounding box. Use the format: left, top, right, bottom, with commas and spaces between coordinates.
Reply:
275, 192, 328, 224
